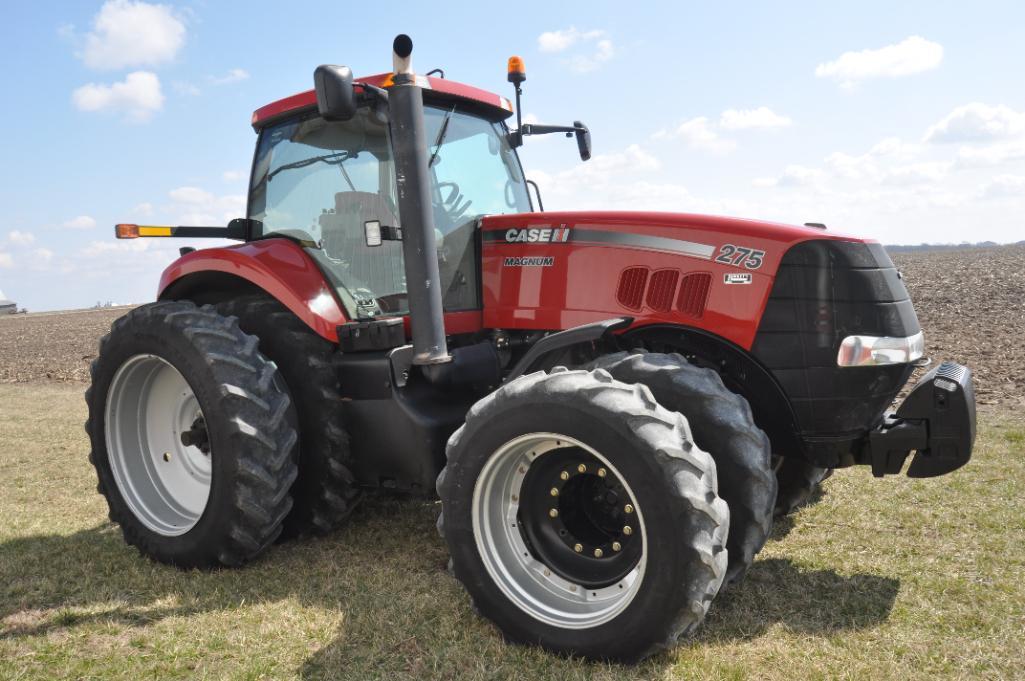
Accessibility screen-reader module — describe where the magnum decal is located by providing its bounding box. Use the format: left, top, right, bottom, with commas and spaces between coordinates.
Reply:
503, 256, 555, 267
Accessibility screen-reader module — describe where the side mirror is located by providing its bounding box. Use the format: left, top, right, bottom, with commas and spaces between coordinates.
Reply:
574, 121, 591, 161
314, 65, 357, 121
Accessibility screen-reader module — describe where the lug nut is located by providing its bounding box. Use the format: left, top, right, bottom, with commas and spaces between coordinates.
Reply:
577, 464, 587, 473
624, 504, 634, 514
511, 494, 518, 502
623, 525, 633, 536
162, 452, 171, 462
574, 543, 583, 553
550, 487, 559, 497
612, 541, 622, 552
560, 471, 569, 480
598, 467, 607, 478
549, 508, 558, 518
594, 548, 603, 558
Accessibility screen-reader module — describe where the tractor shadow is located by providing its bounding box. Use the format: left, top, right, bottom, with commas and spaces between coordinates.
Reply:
0, 495, 898, 677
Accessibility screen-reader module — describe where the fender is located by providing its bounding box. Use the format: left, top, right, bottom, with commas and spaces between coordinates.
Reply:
623, 323, 805, 460
158, 238, 348, 342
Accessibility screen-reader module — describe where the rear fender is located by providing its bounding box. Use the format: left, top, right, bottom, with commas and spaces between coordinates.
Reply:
158, 238, 347, 342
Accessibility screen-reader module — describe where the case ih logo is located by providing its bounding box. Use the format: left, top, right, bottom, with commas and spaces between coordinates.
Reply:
504, 227, 572, 243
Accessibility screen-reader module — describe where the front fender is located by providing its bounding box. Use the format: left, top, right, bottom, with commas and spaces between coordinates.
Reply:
158, 238, 348, 342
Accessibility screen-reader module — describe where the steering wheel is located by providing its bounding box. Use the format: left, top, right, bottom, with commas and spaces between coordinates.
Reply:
436, 181, 473, 224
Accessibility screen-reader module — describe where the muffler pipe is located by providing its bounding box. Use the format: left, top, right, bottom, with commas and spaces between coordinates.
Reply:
388, 34, 451, 367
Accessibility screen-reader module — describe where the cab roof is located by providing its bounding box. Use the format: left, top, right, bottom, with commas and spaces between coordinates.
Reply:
251, 72, 514, 131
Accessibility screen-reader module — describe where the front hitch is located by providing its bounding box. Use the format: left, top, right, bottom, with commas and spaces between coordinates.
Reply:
866, 361, 976, 477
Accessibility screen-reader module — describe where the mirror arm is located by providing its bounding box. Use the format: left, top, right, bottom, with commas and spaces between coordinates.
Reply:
526, 180, 544, 212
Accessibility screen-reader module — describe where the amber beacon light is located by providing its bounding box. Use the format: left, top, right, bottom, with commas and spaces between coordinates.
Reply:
507, 56, 526, 84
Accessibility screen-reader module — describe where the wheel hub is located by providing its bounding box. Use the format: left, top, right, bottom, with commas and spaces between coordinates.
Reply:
471, 432, 647, 629
519, 447, 641, 588
105, 354, 213, 537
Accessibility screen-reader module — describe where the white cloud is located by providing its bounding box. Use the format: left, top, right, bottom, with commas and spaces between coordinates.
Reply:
131, 202, 154, 217
172, 80, 201, 96
538, 27, 615, 72
925, 103, 1025, 144
655, 117, 736, 153
167, 186, 246, 223
570, 39, 615, 73
168, 186, 215, 204
222, 170, 247, 182
815, 36, 943, 86
8, 230, 35, 246
880, 161, 951, 186
719, 107, 792, 130
208, 68, 249, 85
72, 71, 164, 122
33, 248, 54, 263
537, 27, 605, 52
754, 164, 823, 188
82, 239, 152, 257
63, 215, 97, 229
80, 0, 186, 70
955, 140, 1025, 168
0, 252, 12, 268
982, 174, 1025, 198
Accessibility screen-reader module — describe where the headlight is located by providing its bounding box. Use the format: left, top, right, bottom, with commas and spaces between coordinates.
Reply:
837, 331, 924, 367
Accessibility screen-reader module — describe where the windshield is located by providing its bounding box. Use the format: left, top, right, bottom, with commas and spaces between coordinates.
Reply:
248, 104, 531, 318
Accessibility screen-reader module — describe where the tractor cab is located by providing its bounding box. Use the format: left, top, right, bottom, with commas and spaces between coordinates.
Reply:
248, 88, 531, 319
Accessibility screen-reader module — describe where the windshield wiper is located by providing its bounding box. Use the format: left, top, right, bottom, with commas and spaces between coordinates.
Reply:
427, 106, 456, 168
267, 151, 356, 182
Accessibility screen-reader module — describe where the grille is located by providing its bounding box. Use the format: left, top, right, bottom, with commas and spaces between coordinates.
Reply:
677, 272, 711, 318
646, 269, 680, 312
616, 267, 649, 310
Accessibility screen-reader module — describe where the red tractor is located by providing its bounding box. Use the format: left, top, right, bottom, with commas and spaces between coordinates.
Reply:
86, 36, 976, 662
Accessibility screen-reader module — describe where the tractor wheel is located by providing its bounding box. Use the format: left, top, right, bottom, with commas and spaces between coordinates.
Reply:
588, 351, 775, 588
216, 294, 362, 536
85, 301, 298, 568
773, 456, 833, 517
436, 367, 729, 663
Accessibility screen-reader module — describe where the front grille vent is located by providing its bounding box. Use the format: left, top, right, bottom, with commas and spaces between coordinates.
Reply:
677, 272, 712, 318
616, 267, 649, 310
646, 269, 680, 312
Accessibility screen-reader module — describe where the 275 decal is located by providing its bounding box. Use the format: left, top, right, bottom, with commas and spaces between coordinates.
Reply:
715, 244, 765, 270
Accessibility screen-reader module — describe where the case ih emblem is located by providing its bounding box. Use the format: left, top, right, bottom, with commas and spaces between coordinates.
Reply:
504, 226, 572, 243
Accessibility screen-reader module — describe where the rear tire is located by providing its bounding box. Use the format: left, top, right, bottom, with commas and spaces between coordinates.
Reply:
437, 367, 729, 662
85, 301, 298, 568
773, 457, 832, 517
216, 295, 362, 536
589, 351, 775, 587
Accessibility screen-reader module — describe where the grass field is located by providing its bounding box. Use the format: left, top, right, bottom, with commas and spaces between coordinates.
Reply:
1, 382, 1023, 680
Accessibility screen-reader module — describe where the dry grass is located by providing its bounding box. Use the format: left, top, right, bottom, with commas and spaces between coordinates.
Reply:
1, 382, 1023, 680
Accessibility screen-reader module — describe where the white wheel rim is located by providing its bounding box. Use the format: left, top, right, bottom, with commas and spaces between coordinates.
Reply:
105, 354, 212, 536
471, 432, 647, 629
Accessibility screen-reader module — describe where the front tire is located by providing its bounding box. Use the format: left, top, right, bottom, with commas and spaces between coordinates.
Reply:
85, 301, 298, 568
437, 368, 729, 662
773, 457, 833, 517
589, 352, 775, 587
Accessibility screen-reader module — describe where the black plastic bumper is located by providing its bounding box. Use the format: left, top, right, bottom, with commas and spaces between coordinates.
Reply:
865, 361, 976, 477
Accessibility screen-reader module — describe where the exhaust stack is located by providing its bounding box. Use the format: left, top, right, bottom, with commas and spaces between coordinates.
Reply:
388, 34, 451, 367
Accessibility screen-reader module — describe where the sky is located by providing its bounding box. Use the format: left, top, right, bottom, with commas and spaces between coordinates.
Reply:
1, 0, 1024, 311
